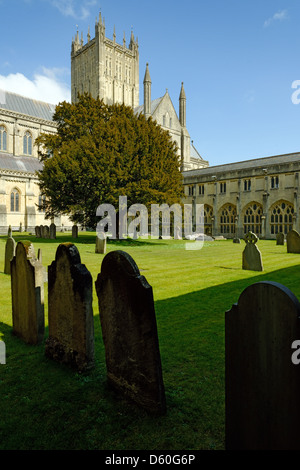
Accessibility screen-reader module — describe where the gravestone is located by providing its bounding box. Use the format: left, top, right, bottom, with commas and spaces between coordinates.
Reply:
4, 226, 16, 274
286, 229, 300, 253
10, 241, 44, 345
95, 233, 106, 254
226, 281, 300, 450
233, 237, 240, 244
42, 225, 50, 239
35, 226, 41, 238
242, 231, 263, 271
72, 225, 78, 238
45, 243, 94, 372
39, 225, 44, 238
276, 232, 284, 245
49, 223, 56, 240
95, 250, 166, 414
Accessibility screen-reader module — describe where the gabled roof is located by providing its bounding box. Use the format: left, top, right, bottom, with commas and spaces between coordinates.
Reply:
134, 96, 163, 116
0, 152, 43, 174
0, 89, 56, 121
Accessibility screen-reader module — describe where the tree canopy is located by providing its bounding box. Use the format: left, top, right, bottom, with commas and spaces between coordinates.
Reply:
36, 93, 184, 228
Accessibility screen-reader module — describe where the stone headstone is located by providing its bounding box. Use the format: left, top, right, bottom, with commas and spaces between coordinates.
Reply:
233, 237, 240, 244
39, 225, 44, 238
4, 226, 16, 274
10, 241, 44, 345
49, 223, 56, 240
242, 231, 263, 271
42, 225, 50, 239
95, 233, 106, 254
45, 243, 94, 372
35, 226, 41, 238
276, 232, 284, 245
72, 225, 78, 238
226, 281, 300, 450
286, 229, 300, 253
95, 250, 166, 414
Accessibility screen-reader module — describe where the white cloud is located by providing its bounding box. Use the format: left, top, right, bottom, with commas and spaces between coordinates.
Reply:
49, 0, 97, 20
264, 10, 288, 28
0, 69, 71, 105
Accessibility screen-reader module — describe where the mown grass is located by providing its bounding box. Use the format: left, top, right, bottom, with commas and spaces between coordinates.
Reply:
1, 232, 300, 450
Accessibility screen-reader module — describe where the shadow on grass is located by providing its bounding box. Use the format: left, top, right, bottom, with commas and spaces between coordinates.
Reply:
1, 263, 300, 450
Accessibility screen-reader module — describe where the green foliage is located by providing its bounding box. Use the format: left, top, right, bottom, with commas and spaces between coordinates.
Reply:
36, 94, 183, 228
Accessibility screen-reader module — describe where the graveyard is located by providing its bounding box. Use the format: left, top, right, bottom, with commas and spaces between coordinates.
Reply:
1, 231, 300, 450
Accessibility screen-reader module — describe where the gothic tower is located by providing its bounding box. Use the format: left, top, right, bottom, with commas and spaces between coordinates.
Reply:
71, 13, 139, 108
143, 63, 151, 119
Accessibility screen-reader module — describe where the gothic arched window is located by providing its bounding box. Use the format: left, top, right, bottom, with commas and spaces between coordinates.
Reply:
0, 125, 7, 151
10, 188, 20, 212
270, 200, 294, 234
243, 202, 263, 235
23, 131, 32, 155
220, 204, 236, 234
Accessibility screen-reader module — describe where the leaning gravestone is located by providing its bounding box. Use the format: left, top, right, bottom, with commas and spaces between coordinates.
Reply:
45, 243, 94, 372
286, 229, 300, 253
72, 225, 78, 238
49, 223, 56, 240
4, 226, 16, 274
95, 233, 106, 254
242, 231, 263, 271
95, 250, 166, 414
276, 232, 284, 245
226, 281, 300, 450
10, 241, 44, 345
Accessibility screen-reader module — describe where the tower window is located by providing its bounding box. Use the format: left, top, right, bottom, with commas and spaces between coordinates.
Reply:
220, 182, 226, 193
0, 125, 7, 151
271, 176, 279, 189
244, 179, 251, 191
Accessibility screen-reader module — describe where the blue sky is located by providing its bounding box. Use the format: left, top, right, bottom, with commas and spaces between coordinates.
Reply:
0, 0, 300, 166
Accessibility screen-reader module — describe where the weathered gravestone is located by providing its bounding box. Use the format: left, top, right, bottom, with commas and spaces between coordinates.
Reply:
11, 241, 44, 345
276, 232, 284, 245
35, 225, 41, 238
39, 225, 44, 238
233, 237, 240, 244
42, 225, 50, 239
45, 243, 94, 372
95, 232, 106, 254
242, 231, 263, 271
72, 225, 78, 238
95, 250, 166, 414
286, 229, 300, 253
49, 223, 56, 240
4, 226, 16, 274
225, 281, 300, 450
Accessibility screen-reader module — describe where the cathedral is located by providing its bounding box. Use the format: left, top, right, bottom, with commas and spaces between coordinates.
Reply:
0, 13, 299, 238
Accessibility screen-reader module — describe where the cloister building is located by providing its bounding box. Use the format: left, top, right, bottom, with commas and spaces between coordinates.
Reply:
182, 152, 300, 239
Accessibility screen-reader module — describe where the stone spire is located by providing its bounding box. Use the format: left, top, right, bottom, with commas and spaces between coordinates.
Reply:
179, 82, 186, 127
143, 63, 151, 119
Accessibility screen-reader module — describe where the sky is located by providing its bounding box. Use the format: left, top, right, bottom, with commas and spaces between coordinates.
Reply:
0, 0, 300, 167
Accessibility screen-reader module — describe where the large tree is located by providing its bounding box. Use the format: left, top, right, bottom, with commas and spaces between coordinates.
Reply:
36, 93, 184, 228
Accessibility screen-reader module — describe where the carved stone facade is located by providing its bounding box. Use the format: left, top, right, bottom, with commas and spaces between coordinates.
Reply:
183, 152, 300, 239
0, 91, 73, 233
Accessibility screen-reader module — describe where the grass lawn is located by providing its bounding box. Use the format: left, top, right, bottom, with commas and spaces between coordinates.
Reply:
1, 232, 300, 450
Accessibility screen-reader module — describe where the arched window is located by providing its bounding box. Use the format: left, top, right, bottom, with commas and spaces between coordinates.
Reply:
38, 194, 46, 212
10, 189, 20, 212
270, 201, 294, 235
23, 131, 32, 155
0, 125, 7, 151
220, 204, 236, 234
243, 202, 263, 235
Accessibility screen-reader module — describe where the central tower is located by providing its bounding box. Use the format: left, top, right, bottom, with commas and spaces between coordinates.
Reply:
71, 13, 139, 108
